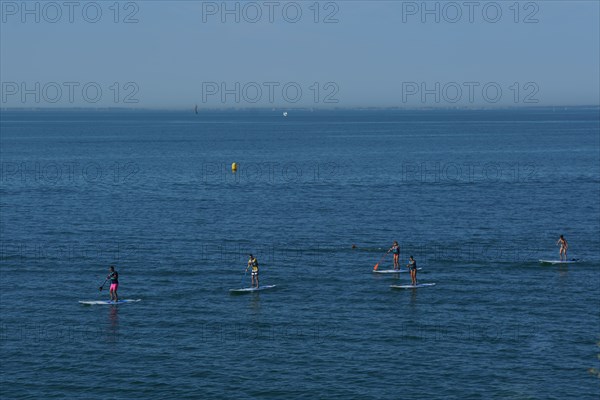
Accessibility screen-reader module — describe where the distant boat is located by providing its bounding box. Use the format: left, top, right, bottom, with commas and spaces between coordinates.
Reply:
194, 104, 198, 114
283, 111, 288, 117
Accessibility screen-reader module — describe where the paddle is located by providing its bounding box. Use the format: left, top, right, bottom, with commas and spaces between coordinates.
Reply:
373, 250, 390, 271
241, 268, 248, 288
98, 279, 108, 292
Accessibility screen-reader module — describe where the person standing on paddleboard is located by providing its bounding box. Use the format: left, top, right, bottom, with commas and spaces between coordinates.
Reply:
106, 266, 119, 302
246, 254, 259, 288
557, 235, 568, 261
407, 256, 417, 286
390, 241, 400, 270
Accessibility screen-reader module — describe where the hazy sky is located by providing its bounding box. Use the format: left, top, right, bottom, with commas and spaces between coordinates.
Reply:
1, 0, 599, 108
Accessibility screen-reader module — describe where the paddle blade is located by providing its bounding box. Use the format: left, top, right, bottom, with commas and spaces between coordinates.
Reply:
373, 263, 379, 271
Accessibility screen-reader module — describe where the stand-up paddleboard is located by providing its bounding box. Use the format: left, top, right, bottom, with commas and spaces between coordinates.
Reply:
539, 259, 580, 265
373, 268, 422, 274
390, 283, 436, 289
79, 299, 141, 305
230, 285, 276, 294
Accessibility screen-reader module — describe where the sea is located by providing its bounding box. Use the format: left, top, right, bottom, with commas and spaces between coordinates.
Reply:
1, 108, 599, 399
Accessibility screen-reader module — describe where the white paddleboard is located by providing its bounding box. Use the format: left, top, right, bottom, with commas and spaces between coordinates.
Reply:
539, 259, 580, 265
79, 299, 141, 305
390, 283, 436, 289
373, 268, 422, 274
230, 285, 276, 294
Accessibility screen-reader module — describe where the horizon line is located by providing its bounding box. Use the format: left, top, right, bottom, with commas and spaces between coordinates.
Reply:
2, 105, 599, 112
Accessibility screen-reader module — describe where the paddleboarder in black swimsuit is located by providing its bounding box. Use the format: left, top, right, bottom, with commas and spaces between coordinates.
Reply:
407, 256, 417, 286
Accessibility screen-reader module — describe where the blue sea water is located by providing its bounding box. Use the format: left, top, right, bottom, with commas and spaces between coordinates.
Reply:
1, 108, 599, 399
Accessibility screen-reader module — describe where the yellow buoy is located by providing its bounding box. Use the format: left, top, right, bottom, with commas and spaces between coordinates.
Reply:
231, 162, 238, 173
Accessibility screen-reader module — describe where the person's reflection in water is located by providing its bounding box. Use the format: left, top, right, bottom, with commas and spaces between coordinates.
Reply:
250, 294, 261, 314
106, 305, 119, 343
410, 288, 418, 305
558, 264, 570, 278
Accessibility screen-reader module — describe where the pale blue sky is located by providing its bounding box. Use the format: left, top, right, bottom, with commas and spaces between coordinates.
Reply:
1, 1, 599, 108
